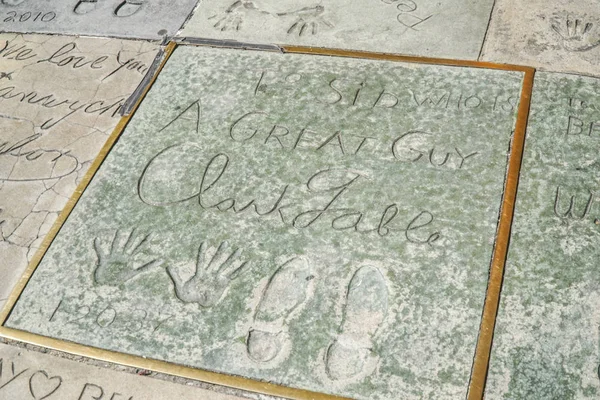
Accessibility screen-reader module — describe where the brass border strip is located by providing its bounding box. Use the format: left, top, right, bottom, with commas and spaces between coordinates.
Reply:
0, 326, 343, 400
467, 68, 536, 400
0, 41, 535, 400
281, 45, 529, 72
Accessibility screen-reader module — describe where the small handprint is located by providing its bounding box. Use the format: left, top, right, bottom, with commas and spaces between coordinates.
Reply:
167, 241, 249, 307
551, 16, 600, 52
208, 0, 264, 31
279, 5, 333, 36
93, 229, 163, 286
209, 11, 243, 31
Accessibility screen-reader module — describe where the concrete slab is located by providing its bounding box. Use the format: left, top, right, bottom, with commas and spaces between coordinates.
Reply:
178, 0, 495, 60
481, 0, 600, 77
0, 0, 198, 40
0, 342, 253, 399
486, 71, 600, 398
5, 45, 524, 399
0, 33, 159, 311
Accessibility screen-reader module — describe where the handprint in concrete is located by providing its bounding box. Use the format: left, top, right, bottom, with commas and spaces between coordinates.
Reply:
208, 0, 268, 31
167, 241, 249, 307
551, 16, 600, 52
278, 5, 333, 36
93, 229, 163, 286
209, 0, 333, 35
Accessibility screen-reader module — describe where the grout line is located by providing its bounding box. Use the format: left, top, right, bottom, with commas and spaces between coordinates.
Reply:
174, 36, 283, 52
477, 0, 498, 61
0, 29, 162, 44
466, 67, 536, 400
121, 46, 168, 116
173, 0, 204, 38
281, 45, 531, 72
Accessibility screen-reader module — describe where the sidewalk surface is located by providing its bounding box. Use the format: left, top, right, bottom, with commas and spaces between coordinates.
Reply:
1, 1, 599, 399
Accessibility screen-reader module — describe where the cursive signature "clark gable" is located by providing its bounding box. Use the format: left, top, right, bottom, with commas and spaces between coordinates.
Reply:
137, 144, 441, 245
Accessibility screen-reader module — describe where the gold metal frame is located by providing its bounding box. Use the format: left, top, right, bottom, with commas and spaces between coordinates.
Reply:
0, 42, 535, 400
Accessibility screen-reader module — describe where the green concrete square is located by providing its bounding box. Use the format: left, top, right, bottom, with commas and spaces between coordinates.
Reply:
5, 45, 523, 399
487, 72, 600, 399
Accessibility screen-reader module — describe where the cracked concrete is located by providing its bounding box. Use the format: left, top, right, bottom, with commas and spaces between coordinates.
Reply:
0, 33, 159, 310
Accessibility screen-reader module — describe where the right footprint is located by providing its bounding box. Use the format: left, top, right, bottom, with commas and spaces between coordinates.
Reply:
325, 265, 388, 381
246, 257, 315, 365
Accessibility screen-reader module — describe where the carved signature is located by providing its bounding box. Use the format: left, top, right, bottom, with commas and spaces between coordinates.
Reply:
0, 127, 79, 182
138, 144, 441, 245
0, 359, 63, 400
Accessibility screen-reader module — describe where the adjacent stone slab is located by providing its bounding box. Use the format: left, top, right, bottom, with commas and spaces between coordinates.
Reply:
6, 45, 524, 399
0, 33, 159, 311
481, 0, 600, 77
0, 0, 198, 40
178, 0, 495, 60
486, 72, 600, 398
0, 342, 249, 399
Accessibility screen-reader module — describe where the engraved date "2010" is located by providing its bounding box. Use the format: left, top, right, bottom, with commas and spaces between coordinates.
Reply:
3, 10, 56, 22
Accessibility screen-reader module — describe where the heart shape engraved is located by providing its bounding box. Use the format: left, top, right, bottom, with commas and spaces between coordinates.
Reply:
28, 370, 63, 400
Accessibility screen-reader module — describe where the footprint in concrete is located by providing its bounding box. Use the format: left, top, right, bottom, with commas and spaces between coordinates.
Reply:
1, 0, 27, 5
114, 0, 144, 17
325, 265, 388, 381
73, 0, 98, 15
246, 257, 314, 364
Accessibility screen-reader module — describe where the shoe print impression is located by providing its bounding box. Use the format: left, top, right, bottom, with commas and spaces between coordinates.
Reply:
246, 257, 315, 365
325, 265, 388, 381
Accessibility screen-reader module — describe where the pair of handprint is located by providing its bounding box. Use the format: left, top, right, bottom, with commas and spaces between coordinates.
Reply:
209, 0, 333, 36
93, 229, 249, 307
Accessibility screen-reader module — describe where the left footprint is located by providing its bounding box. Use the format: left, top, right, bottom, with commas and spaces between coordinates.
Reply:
246, 257, 315, 364
1, 0, 27, 5
73, 0, 98, 14
114, 0, 144, 17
